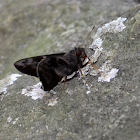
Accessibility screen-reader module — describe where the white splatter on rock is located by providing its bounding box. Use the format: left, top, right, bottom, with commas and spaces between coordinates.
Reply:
48, 98, 58, 106
21, 82, 47, 100
98, 68, 119, 82
89, 17, 126, 82
89, 17, 127, 62
0, 74, 22, 100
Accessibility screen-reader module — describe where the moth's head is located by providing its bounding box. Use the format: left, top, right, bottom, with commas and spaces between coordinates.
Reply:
75, 48, 87, 59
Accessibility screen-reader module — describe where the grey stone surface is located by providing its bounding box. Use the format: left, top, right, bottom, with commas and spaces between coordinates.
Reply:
0, 0, 140, 140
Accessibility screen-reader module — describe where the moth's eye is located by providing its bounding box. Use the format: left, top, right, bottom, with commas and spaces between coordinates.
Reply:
76, 51, 82, 56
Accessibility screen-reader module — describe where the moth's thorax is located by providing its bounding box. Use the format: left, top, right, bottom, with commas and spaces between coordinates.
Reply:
63, 48, 87, 70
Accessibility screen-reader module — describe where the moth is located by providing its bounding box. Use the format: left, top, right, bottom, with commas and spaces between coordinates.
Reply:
14, 47, 94, 91
14, 27, 100, 92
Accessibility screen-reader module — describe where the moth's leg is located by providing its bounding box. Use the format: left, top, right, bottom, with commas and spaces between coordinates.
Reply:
79, 68, 91, 87
57, 78, 63, 85
88, 58, 102, 73
58, 76, 67, 98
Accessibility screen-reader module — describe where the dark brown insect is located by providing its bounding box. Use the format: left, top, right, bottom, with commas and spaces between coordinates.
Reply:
14, 47, 89, 91
14, 27, 100, 93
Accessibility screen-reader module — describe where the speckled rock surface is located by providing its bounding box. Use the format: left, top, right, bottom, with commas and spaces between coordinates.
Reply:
0, 0, 140, 140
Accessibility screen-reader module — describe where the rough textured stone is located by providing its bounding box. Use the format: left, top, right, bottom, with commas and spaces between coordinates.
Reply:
0, 1, 140, 140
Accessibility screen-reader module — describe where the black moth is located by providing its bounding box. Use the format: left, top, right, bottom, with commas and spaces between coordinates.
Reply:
14, 48, 90, 91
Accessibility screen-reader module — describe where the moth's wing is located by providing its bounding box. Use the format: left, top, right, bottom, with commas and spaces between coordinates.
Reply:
54, 55, 78, 77
14, 56, 45, 77
14, 53, 65, 77
37, 57, 63, 91
53, 57, 70, 77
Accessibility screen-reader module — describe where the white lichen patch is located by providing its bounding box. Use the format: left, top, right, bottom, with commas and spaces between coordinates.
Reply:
20, 82, 58, 106
89, 17, 127, 62
96, 60, 119, 82
0, 74, 22, 93
89, 40, 102, 63
89, 69, 99, 76
0, 74, 22, 100
88, 17, 126, 82
89, 38, 103, 63
80, 64, 90, 77
98, 68, 119, 82
48, 98, 58, 106
80, 58, 91, 78
21, 82, 47, 100
93, 17, 127, 41
99, 60, 112, 73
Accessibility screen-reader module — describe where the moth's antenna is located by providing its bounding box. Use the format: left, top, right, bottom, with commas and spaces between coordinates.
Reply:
80, 26, 95, 47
